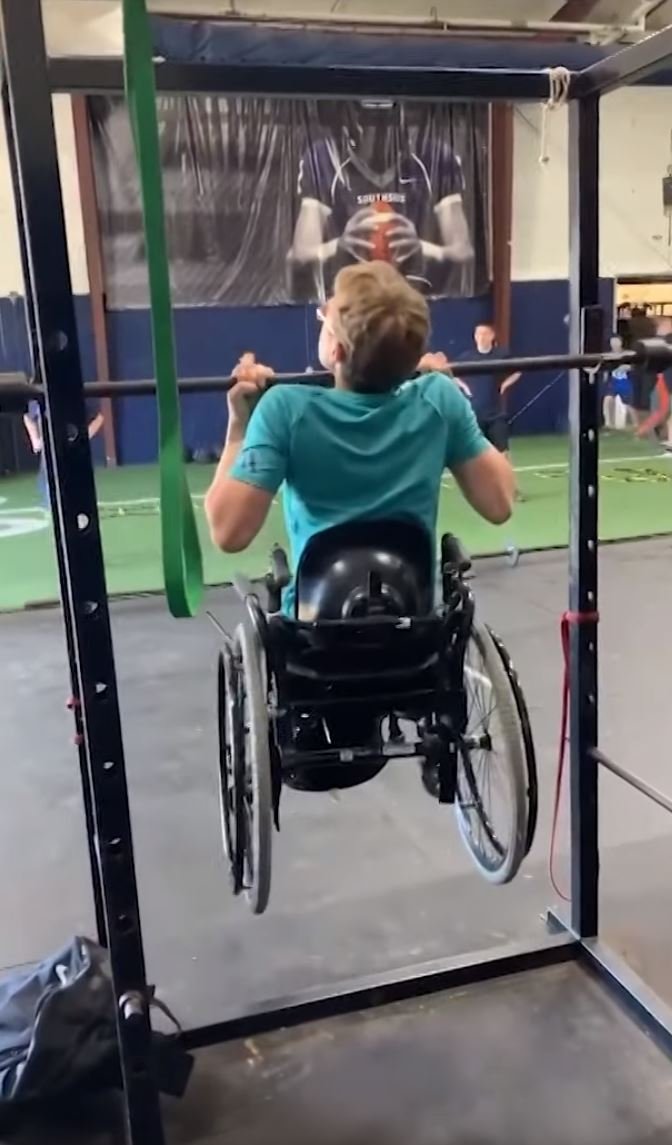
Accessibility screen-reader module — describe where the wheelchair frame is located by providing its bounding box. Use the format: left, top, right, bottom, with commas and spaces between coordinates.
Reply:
6, 4, 672, 1140
218, 531, 537, 914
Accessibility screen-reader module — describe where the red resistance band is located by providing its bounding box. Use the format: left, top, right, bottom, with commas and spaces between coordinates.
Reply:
549, 608, 599, 902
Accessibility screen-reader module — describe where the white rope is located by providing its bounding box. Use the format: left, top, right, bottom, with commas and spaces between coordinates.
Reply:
539, 66, 571, 167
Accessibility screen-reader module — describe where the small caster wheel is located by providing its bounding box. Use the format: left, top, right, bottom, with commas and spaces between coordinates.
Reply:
506, 544, 520, 568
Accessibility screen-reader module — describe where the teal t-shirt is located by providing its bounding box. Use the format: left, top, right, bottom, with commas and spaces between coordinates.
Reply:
230, 373, 489, 614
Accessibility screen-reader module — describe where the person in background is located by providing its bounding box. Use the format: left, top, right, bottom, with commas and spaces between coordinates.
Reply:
658, 317, 672, 451
450, 323, 523, 498
602, 332, 635, 430
626, 310, 659, 431
636, 316, 672, 446
23, 399, 104, 509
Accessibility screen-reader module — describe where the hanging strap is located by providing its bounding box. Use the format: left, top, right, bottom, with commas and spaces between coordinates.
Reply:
122, 0, 204, 618
539, 66, 571, 167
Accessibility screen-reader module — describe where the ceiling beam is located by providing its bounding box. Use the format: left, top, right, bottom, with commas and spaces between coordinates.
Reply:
551, 0, 602, 20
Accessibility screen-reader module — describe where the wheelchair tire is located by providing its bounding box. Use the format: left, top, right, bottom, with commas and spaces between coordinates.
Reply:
487, 627, 538, 858
455, 621, 528, 884
217, 645, 244, 895
235, 620, 273, 916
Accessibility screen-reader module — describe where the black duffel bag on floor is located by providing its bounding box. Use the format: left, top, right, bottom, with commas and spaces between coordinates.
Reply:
0, 936, 192, 1107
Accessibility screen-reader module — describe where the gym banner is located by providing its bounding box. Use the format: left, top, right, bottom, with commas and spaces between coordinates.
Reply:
90, 97, 489, 308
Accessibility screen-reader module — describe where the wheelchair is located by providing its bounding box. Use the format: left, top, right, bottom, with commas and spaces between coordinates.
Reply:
216, 519, 538, 916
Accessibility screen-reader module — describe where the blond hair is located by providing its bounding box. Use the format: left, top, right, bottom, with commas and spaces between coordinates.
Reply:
331, 261, 430, 393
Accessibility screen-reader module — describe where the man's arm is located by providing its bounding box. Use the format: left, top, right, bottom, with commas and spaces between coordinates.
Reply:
500, 370, 522, 395
88, 411, 104, 440
418, 351, 471, 397
23, 412, 42, 453
422, 196, 474, 264
205, 370, 284, 554
290, 198, 338, 266
452, 449, 514, 525
442, 383, 514, 524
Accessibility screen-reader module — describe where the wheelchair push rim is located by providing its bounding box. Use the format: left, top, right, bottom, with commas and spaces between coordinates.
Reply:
455, 621, 528, 884
217, 644, 245, 894
235, 620, 273, 916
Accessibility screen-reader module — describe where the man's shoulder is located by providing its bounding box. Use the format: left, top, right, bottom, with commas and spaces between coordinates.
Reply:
260, 381, 328, 415
411, 371, 464, 411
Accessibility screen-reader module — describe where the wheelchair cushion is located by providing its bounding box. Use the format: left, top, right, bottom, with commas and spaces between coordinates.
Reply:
295, 518, 433, 621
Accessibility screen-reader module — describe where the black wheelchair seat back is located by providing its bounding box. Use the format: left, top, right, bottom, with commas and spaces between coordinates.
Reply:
295, 518, 433, 622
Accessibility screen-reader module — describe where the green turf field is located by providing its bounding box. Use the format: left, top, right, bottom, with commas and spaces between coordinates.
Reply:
1, 433, 671, 611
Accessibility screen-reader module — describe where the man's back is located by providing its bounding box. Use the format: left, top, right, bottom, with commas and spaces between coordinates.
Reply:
231, 373, 486, 610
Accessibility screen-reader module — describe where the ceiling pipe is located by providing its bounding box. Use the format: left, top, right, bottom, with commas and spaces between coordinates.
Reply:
185, 11, 650, 42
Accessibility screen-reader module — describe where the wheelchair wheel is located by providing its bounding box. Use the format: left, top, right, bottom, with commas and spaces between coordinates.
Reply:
487, 628, 538, 858
235, 620, 273, 915
217, 645, 244, 895
455, 621, 528, 884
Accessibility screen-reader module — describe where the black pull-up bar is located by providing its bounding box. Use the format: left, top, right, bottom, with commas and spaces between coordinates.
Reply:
0, 337, 670, 409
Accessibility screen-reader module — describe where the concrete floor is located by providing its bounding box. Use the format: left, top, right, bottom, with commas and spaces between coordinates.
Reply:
5, 963, 672, 1144
1, 540, 672, 1034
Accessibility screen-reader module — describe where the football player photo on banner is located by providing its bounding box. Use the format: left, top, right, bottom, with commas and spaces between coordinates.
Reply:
91, 96, 488, 307
289, 101, 478, 301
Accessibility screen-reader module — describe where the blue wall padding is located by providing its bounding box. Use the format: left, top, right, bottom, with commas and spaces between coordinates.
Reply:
0, 279, 614, 463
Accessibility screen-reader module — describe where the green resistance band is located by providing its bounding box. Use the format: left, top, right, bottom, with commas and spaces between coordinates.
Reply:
122, 0, 204, 618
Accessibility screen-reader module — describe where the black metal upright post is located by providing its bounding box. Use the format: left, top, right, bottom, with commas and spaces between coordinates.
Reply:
1, 2, 164, 1142
1, 81, 108, 950
567, 94, 601, 939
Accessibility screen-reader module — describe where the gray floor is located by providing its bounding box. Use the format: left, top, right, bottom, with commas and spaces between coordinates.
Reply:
1, 540, 672, 1034
5, 963, 672, 1144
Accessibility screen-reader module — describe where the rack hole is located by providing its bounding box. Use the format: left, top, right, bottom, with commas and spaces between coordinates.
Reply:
77, 512, 89, 532
107, 837, 123, 856
95, 682, 108, 696
83, 600, 99, 617
587, 591, 595, 604
48, 330, 68, 353
587, 429, 595, 443
117, 913, 134, 935
587, 539, 595, 552
103, 760, 116, 772
588, 485, 596, 499
66, 424, 79, 444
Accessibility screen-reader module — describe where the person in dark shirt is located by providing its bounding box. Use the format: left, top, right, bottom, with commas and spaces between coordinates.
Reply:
455, 323, 521, 455
289, 102, 474, 300
23, 399, 104, 508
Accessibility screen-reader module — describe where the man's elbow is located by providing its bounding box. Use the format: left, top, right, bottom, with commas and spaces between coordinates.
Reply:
208, 517, 249, 554
486, 495, 513, 526
204, 495, 247, 553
